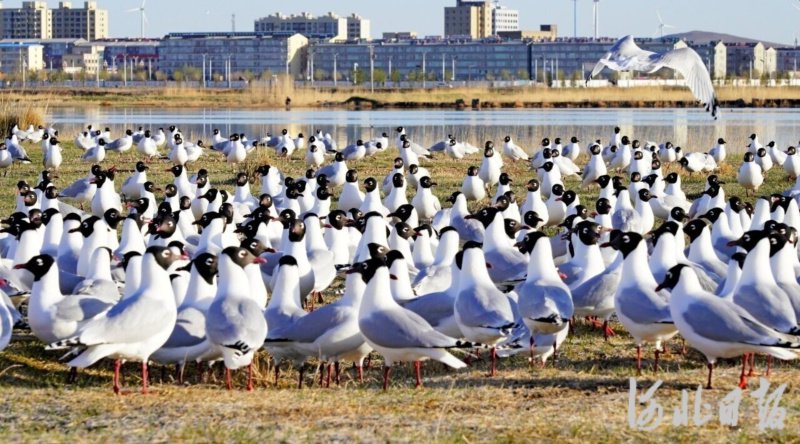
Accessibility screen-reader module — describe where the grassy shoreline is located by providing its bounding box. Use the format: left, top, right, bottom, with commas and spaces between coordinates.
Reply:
4, 84, 800, 110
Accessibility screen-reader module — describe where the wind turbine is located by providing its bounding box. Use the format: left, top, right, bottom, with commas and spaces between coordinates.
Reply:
127, 0, 148, 39
592, 0, 599, 39
656, 11, 674, 38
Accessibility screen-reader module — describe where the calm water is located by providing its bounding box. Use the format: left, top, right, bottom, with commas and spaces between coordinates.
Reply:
46, 108, 800, 154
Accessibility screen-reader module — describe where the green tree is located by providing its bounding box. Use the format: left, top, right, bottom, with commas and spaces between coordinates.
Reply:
172, 68, 185, 82
184, 66, 202, 81
105, 70, 121, 81
240, 70, 256, 82
390, 69, 400, 83
27, 70, 43, 82
373, 68, 386, 84
500, 69, 512, 81
353, 68, 365, 85
407, 70, 418, 82
444, 69, 453, 82
154, 70, 168, 81
47, 70, 67, 83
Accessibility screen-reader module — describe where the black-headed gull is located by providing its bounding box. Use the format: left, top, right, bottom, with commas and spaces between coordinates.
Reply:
589, 35, 718, 119
47, 246, 182, 394
659, 264, 800, 389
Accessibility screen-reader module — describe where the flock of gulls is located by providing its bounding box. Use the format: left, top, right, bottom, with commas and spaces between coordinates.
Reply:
0, 118, 799, 395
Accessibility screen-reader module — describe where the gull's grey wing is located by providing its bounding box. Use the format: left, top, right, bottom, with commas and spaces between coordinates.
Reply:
268, 304, 350, 343
589, 56, 614, 79
616, 287, 672, 324
517, 282, 573, 321
207, 297, 267, 348
359, 308, 458, 349
612, 209, 641, 233
264, 303, 305, 334
402, 291, 455, 326
653, 47, 718, 118
485, 248, 527, 282
163, 307, 207, 349
589, 35, 656, 79
73, 280, 120, 299
55, 294, 116, 323
316, 163, 337, 179
455, 287, 515, 329
78, 294, 174, 345
59, 177, 91, 199
733, 283, 798, 333
684, 299, 798, 346
571, 270, 620, 310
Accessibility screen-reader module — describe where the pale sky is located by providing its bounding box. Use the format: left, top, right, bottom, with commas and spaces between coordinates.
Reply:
23, 0, 800, 46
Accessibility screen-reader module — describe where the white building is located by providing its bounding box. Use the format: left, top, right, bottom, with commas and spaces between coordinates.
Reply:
444, 1, 519, 38
159, 33, 308, 79
0, 1, 51, 39
346, 13, 370, 40
492, 5, 519, 34
62, 43, 103, 74
0, 42, 44, 73
254, 12, 370, 41
52, 1, 108, 41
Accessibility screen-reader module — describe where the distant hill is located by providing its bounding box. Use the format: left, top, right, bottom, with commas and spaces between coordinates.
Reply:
662, 30, 788, 48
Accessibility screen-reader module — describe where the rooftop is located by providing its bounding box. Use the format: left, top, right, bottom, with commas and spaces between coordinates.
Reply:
164, 32, 307, 41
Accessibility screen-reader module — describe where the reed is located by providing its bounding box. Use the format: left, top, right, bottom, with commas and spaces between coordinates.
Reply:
4, 84, 800, 110
0, 97, 47, 135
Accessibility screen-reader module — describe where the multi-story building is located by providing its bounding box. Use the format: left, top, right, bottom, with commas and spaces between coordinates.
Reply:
308, 36, 728, 84
345, 13, 370, 40
527, 37, 727, 81
0, 1, 52, 39
498, 25, 557, 42
444, 0, 492, 39
310, 38, 531, 83
492, 5, 519, 34
62, 43, 102, 74
382, 32, 418, 41
88, 39, 160, 69
0, 42, 44, 73
0, 37, 80, 69
725, 42, 777, 78
444, 0, 518, 39
51, 1, 108, 41
158, 32, 308, 79
254, 12, 369, 41
776, 47, 800, 74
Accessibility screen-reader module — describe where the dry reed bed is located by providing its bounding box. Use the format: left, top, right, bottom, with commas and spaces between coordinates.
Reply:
3, 84, 800, 109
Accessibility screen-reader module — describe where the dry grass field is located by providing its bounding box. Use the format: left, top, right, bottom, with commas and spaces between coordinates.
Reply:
0, 122, 797, 442
4, 82, 800, 110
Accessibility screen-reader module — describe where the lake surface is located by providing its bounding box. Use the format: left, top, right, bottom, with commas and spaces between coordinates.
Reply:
46, 108, 800, 154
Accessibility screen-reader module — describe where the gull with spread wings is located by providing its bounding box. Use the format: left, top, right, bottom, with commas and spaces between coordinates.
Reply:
588, 35, 719, 119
